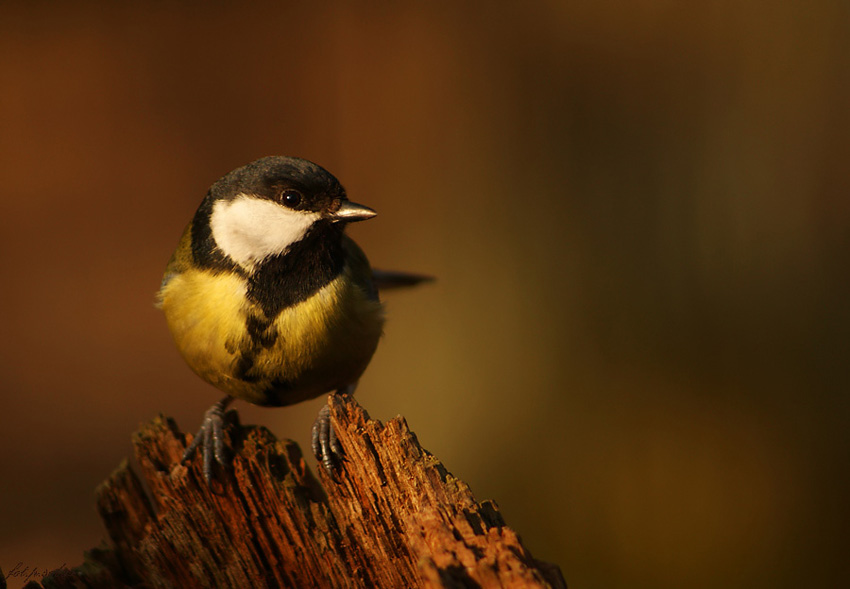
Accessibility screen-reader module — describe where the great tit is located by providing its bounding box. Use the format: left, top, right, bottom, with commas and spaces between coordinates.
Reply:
157, 156, 422, 482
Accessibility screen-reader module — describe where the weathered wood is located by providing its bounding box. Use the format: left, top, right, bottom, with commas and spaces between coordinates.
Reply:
38, 395, 566, 588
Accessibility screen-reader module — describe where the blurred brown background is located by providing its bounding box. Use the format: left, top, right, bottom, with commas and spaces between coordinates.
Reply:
1, 2, 848, 588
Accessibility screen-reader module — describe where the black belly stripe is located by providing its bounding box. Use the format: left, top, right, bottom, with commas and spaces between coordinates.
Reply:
245, 315, 277, 348
234, 352, 260, 382
235, 313, 279, 382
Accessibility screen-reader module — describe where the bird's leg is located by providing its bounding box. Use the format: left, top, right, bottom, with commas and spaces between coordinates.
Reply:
311, 383, 357, 475
182, 395, 234, 484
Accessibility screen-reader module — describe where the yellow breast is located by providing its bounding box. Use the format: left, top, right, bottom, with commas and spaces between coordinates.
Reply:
159, 263, 385, 406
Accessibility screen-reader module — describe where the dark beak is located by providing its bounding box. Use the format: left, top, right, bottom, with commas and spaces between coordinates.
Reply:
330, 200, 377, 223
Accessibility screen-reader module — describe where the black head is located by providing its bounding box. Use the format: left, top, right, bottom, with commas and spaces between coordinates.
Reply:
190, 156, 375, 273
209, 156, 348, 217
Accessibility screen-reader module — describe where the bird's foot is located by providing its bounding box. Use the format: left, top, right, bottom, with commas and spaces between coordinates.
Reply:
311, 391, 352, 476
311, 403, 344, 475
182, 396, 234, 485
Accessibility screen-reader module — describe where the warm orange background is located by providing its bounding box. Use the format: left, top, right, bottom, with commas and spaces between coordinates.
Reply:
1, 3, 848, 588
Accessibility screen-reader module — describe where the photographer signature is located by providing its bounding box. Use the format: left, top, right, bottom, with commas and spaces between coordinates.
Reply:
5, 562, 68, 583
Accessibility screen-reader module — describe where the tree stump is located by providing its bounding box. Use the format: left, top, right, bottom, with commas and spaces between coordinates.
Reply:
35, 395, 566, 588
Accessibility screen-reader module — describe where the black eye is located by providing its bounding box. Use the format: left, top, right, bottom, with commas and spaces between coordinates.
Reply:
281, 190, 303, 208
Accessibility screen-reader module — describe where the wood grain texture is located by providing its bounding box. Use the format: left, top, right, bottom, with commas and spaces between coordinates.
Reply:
37, 395, 566, 588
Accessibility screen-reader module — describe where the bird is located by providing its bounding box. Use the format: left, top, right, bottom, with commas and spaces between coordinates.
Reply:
156, 156, 428, 482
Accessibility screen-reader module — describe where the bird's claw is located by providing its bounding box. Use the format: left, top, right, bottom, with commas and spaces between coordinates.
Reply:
311, 402, 344, 475
183, 396, 233, 485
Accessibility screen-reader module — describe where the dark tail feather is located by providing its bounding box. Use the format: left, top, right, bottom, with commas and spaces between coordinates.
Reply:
372, 269, 435, 290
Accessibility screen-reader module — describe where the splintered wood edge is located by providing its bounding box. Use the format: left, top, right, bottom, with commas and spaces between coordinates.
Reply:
35, 396, 566, 589
325, 396, 566, 588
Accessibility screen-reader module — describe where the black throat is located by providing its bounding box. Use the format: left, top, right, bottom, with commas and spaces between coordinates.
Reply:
247, 221, 346, 318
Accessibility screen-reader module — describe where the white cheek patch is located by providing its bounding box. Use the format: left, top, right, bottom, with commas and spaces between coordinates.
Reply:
210, 194, 320, 269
